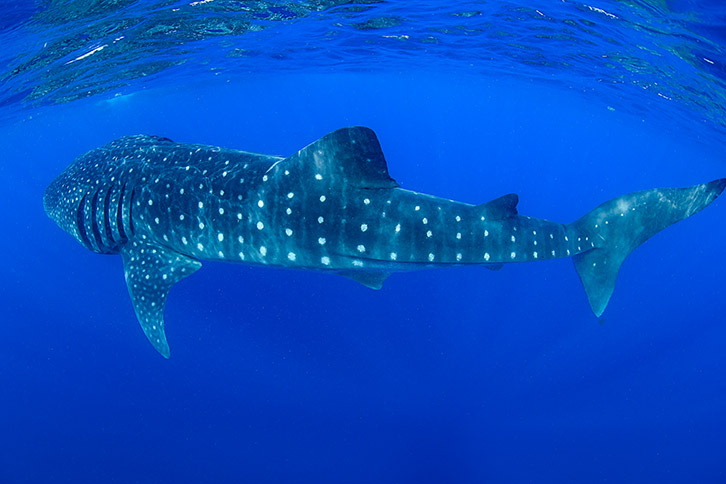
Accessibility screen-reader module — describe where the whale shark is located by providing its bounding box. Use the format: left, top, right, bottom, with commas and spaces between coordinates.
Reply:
44, 127, 725, 357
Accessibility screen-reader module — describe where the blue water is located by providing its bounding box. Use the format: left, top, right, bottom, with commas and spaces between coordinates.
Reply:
1, 1, 725, 483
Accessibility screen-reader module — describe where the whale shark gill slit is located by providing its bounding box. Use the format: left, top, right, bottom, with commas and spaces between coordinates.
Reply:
102, 187, 114, 245
76, 194, 93, 251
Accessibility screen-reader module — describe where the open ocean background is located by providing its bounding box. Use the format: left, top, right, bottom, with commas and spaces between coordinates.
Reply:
1, 1, 725, 482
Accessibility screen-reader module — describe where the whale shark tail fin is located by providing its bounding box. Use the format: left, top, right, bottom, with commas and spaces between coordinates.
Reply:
568, 178, 726, 317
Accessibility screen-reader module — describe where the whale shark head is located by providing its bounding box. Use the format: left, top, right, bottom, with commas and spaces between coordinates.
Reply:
44, 148, 131, 255
44, 163, 94, 251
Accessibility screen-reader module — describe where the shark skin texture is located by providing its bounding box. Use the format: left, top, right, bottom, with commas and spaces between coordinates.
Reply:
44, 127, 725, 357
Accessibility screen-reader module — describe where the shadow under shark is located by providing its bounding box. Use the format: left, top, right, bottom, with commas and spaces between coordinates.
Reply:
44, 127, 725, 357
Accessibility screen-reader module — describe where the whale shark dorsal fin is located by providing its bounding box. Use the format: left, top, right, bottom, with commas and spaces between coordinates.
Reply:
289, 127, 399, 189
477, 193, 519, 220
120, 240, 202, 358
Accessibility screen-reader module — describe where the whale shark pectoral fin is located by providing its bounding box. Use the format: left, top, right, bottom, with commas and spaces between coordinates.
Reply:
477, 193, 519, 220
120, 240, 202, 358
337, 270, 391, 290
289, 127, 399, 189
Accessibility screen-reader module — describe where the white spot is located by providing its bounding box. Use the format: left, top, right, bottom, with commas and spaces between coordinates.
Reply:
415, 206, 420, 211
239, 251, 245, 260
357, 244, 366, 253
217, 233, 224, 242
180, 188, 185, 195
286, 208, 292, 215
364, 198, 370, 205
551, 250, 555, 256
257, 200, 264, 208
198, 201, 204, 209
533, 251, 538, 259
533, 230, 537, 235
426, 230, 432, 238
428, 253, 435, 262
320, 195, 326, 202
257, 221, 264, 230
238, 236, 244, 244
260, 246, 267, 256
361, 223, 368, 232
197, 243, 204, 251
510, 252, 516, 259
390, 252, 397, 260
455, 215, 461, 222
219, 208, 224, 215
199, 222, 205, 230
218, 251, 224, 257
318, 237, 326, 245
321, 256, 331, 265
237, 213, 242, 220
315, 174, 323, 180
318, 216, 324, 224
288, 252, 296, 261
148, 199, 153, 206
456, 233, 461, 239
395, 224, 401, 233
154, 217, 159, 224
564, 236, 569, 241
511, 235, 516, 242
456, 253, 462, 261
262, 175, 268, 182
484, 230, 489, 237
182, 237, 188, 245
287, 192, 294, 199
286, 228, 293, 236
353, 260, 363, 267
422, 218, 428, 224
222, 171, 228, 177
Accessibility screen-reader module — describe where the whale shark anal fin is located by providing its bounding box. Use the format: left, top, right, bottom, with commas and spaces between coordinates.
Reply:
337, 270, 391, 290
120, 240, 202, 358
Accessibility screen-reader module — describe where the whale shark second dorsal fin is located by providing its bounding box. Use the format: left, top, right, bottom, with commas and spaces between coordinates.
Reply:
477, 193, 519, 220
287, 127, 399, 189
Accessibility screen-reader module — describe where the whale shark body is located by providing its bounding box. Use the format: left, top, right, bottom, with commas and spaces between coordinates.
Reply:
44, 127, 725, 357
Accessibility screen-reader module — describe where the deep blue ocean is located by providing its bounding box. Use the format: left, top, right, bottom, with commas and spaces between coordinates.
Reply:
1, 1, 725, 483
